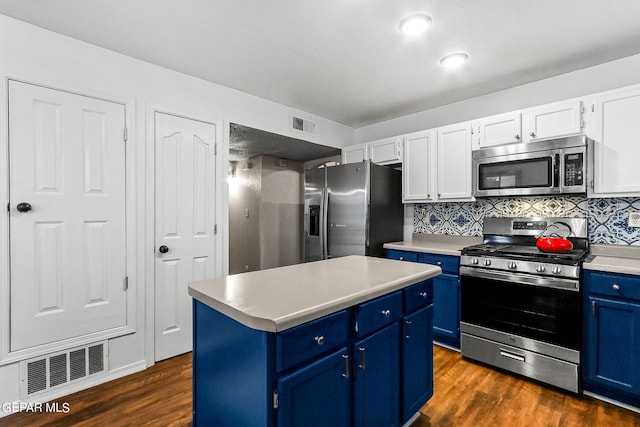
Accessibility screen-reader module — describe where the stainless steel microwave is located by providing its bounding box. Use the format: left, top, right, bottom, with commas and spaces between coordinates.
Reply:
472, 135, 588, 197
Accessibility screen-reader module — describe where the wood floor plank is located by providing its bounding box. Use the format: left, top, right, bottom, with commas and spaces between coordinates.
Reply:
0, 345, 638, 426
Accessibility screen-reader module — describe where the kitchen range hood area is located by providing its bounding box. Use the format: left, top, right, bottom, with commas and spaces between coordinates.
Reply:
2, 4, 640, 427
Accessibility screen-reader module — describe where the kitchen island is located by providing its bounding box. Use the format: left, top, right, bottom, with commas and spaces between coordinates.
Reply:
188, 255, 441, 427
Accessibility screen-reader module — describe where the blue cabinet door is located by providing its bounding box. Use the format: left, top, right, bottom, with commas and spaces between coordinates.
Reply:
353, 323, 401, 427
401, 305, 434, 423
277, 347, 351, 427
433, 273, 460, 346
585, 296, 640, 395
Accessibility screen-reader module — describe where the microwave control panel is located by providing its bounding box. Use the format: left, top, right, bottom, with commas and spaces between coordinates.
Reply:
564, 152, 584, 186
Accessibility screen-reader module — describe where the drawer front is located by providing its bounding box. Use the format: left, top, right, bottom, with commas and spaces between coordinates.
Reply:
587, 271, 640, 301
419, 253, 459, 274
386, 249, 418, 262
356, 291, 402, 337
404, 280, 433, 313
277, 309, 349, 373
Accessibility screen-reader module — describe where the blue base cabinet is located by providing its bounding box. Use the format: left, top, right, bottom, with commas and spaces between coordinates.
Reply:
193, 279, 434, 427
583, 270, 640, 407
387, 249, 460, 348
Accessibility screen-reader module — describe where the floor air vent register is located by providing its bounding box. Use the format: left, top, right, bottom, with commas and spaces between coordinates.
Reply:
20, 342, 107, 397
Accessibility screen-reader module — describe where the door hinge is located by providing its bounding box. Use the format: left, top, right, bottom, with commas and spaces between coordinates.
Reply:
580, 104, 585, 113
592, 104, 595, 113
214, 143, 218, 156
590, 180, 594, 190
580, 119, 584, 129
214, 224, 218, 235
123, 276, 129, 291
6, 203, 9, 212
273, 391, 279, 409
123, 127, 128, 142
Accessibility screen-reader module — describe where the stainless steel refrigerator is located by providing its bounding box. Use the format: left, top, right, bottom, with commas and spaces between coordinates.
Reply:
304, 161, 403, 262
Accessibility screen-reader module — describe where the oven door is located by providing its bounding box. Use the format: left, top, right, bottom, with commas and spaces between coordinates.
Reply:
460, 267, 581, 352
473, 151, 558, 197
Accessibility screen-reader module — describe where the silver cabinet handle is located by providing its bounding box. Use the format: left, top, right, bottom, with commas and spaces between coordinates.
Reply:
612, 284, 620, 291
419, 291, 428, 299
358, 347, 366, 370
405, 320, 412, 339
381, 309, 391, 317
314, 336, 325, 346
342, 354, 349, 378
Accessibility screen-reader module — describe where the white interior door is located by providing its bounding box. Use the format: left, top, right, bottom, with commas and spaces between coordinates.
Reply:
154, 112, 216, 361
9, 81, 127, 352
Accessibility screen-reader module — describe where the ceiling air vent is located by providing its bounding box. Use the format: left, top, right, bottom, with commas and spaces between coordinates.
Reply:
21, 342, 107, 398
291, 116, 315, 134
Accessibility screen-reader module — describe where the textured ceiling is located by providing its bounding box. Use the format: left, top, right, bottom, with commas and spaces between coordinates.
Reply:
1, 1, 640, 127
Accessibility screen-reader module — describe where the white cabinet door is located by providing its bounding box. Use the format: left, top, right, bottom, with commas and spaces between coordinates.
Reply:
474, 111, 522, 148
402, 130, 432, 202
9, 81, 127, 352
525, 100, 583, 142
155, 112, 217, 361
342, 143, 368, 164
436, 122, 474, 201
368, 137, 402, 165
590, 86, 640, 197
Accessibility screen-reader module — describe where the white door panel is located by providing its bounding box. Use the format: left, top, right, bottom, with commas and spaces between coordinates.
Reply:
154, 112, 216, 361
9, 81, 127, 351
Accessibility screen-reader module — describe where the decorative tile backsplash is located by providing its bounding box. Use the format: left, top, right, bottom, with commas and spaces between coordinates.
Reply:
414, 196, 640, 245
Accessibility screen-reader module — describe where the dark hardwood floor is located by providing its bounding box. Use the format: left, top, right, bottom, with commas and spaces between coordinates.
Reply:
1, 346, 638, 426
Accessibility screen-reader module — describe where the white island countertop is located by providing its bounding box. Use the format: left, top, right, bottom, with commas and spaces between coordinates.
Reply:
188, 255, 441, 333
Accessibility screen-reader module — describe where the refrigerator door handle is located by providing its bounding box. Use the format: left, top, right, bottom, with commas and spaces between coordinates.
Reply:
321, 186, 330, 259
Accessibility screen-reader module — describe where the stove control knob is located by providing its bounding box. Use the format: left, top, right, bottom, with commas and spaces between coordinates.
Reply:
507, 261, 517, 270
483, 259, 491, 266
471, 257, 479, 265
552, 266, 562, 275
536, 264, 546, 273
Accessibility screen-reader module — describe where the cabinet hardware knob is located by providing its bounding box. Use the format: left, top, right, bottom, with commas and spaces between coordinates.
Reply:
314, 336, 325, 346
405, 320, 413, 339
419, 291, 428, 299
515, 134, 521, 140
381, 309, 391, 317
436, 261, 442, 266
530, 132, 536, 137
399, 256, 404, 261
158, 245, 169, 254
612, 284, 620, 291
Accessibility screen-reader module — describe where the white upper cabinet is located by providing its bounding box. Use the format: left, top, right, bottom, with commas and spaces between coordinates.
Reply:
436, 122, 474, 201
473, 111, 522, 149
402, 122, 474, 204
402, 130, 432, 202
524, 99, 584, 142
342, 143, 368, 164
588, 85, 640, 197
368, 136, 402, 165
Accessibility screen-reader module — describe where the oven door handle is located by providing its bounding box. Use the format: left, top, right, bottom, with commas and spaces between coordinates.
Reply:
459, 266, 580, 291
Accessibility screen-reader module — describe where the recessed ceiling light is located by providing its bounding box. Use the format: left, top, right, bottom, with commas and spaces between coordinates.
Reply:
440, 52, 469, 69
399, 13, 432, 36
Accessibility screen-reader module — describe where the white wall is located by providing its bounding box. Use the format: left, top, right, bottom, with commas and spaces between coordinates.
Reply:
355, 53, 640, 142
0, 14, 354, 413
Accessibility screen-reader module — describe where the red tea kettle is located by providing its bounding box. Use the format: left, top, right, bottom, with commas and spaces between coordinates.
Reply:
536, 221, 574, 253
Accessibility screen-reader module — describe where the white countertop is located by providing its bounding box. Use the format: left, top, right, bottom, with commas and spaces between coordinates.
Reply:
384, 234, 482, 256
188, 255, 441, 333
584, 244, 640, 275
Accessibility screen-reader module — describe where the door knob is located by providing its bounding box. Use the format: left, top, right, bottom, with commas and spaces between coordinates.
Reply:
16, 202, 32, 213
158, 245, 169, 254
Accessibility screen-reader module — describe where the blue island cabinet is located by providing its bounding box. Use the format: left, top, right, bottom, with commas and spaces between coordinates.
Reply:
193, 280, 434, 427
583, 270, 640, 407
387, 249, 460, 348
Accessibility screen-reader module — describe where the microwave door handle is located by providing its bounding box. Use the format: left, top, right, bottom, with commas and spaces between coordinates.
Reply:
553, 154, 560, 188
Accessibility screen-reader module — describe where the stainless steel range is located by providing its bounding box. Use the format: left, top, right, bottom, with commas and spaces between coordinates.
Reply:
459, 217, 589, 393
